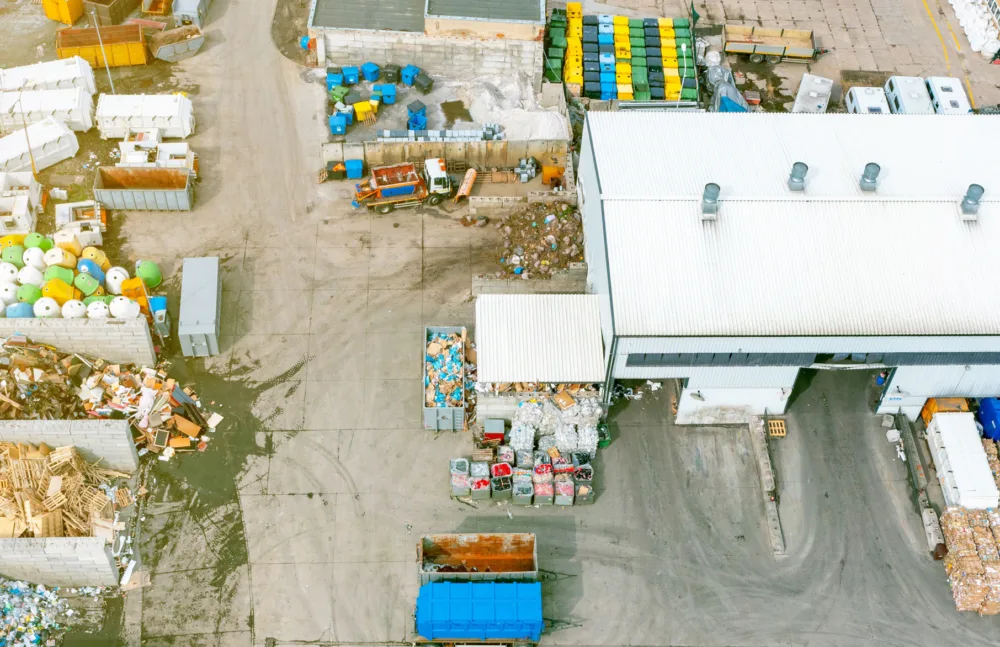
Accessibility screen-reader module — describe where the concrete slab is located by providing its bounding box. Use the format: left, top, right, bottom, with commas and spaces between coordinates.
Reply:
266, 431, 349, 494
241, 494, 337, 563
249, 563, 337, 642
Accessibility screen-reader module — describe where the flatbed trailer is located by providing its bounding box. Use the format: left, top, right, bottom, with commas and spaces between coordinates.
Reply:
723, 25, 816, 63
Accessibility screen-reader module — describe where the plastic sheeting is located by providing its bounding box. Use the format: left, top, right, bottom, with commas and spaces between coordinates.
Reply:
711, 82, 749, 112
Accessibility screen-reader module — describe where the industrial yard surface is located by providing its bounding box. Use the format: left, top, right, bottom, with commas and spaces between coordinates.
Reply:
3, 0, 1000, 644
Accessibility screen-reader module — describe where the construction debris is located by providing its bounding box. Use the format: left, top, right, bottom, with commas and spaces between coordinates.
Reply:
495, 202, 583, 279
0, 443, 131, 539
941, 507, 1000, 615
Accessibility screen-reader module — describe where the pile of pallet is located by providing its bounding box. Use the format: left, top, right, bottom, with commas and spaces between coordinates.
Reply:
941, 507, 1000, 615
0, 442, 132, 540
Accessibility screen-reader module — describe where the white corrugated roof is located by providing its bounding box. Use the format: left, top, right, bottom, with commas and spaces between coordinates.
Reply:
586, 112, 1000, 201
476, 295, 605, 383
603, 199, 1000, 337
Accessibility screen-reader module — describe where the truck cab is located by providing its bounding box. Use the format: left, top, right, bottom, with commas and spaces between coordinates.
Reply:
423, 158, 453, 196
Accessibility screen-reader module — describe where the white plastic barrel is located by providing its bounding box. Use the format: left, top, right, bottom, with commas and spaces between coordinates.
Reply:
22, 247, 46, 271
86, 301, 110, 318
33, 297, 61, 318
62, 299, 87, 318
0, 283, 15, 306
105, 266, 129, 295
43, 248, 77, 269
0, 262, 18, 283
17, 265, 44, 287
110, 296, 141, 319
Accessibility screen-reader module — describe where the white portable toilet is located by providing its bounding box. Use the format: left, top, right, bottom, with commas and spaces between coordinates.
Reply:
845, 86, 891, 114
926, 77, 973, 114
884, 76, 934, 114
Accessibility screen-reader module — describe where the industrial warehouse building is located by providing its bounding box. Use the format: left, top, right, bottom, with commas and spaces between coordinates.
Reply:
308, 0, 545, 88
579, 111, 1000, 424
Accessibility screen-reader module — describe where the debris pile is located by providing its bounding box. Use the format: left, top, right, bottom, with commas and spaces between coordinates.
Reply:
941, 507, 1000, 615
494, 202, 583, 279
476, 381, 598, 396
985, 439, 1000, 491
424, 331, 465, 409
0, 578, 76, 646
0, 335, 222, 462
0, 443, 131, 539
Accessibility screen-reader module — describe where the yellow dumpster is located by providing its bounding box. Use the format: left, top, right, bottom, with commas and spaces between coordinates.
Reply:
43, 0, 83, 26
56, 25, 148, 68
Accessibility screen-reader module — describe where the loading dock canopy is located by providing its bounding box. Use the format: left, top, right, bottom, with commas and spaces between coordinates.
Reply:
476, 294, 605, 383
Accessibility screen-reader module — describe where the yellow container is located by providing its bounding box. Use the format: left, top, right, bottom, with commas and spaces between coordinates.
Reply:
659, 28, 676, 39
564, 72, 583, 84
613, 15, 628, 26
0, 235, 26, 249
566, 37, 582, 51
43, 0, 83, 26
354, 101, 373, 121
567, 25, 582, 39
662, 45, 678, 57
663, 68, 680, 78
613, 24, 629, 36
620, 92, 634, 100
615, 61, 632, 72
566, 1, 582, 18
615, 48, 631, 60
617, 83, 633, 94
665, 79, 682, 91
82, 247, 111, 272
42, 278, 82, 306
56, 25, 148, 68
54, 230, 83, 256
662, 57, 679, 68
616, 73, 633, 84
658, 17, 674, 27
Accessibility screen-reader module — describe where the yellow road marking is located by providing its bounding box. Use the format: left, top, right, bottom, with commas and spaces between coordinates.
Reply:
921, 0, 951, 69
965, 75, 978, 108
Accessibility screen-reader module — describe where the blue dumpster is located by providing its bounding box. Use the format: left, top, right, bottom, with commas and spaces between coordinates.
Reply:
328, 114, 347, 135
361, 61, 380, 82
402, 64, 421, 86
344, 159, 364, 180
416, 582, 543, 642
342, 65, 360, 85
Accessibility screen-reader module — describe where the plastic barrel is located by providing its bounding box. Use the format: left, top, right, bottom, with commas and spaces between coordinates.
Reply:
0, 235, 26, 249
22, 247, 46, 271
135, 260, 162, 288
43, 265, 75, 285
24, 233, 52, 251
0, 263, 18, 283
17, 266, 44, 287
86, 301, 109, 318
105, 267, 129, 295
6, 302, 34, 318
16, 284, 42, 305
0, 283, 17, 305
74, 273, 101, 297
82, 247, 110, 272
83, 295, 114, 306
62, 299, 87, 318
33, 297, 61, 318
43, 248, 77, 269
42, 278, 79, 305
53, 231, 82, 256
110, 296, 141, 319
2, 246, 25, 269
77, 259, 106, 285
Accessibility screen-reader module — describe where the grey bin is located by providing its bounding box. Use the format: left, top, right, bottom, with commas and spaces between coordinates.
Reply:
178, 257, 221, 357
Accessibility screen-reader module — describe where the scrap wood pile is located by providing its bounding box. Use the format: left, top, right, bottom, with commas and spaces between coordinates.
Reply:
0, 335, 222, 461
941, 507, 1000, 615
0, 443, 131, 540
494, 202, 583, 279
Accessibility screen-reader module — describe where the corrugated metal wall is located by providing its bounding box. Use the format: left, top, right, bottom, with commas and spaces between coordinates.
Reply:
322, 140, 569, 169
616, 335, 1000, 355
612, 363, 800, 388
577, 122, 614, 364
885, 365, 1000, 398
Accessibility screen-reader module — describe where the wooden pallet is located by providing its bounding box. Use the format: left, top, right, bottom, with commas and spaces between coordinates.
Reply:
767, 419, 787, 438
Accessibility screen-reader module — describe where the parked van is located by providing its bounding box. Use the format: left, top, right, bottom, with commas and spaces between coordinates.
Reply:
845, 86, 890, 114
926, 77, 972, 114
884, 76, 934, 114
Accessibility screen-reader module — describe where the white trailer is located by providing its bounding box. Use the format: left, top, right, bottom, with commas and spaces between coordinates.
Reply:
0, 172, 43, 212
0, 88, 95, 132
926, 412, 1000, 509
926, 77, 973, 114
884, 76, 934, 114
0, 57, 97, 95
117, 141, 198, 177
96, 94, 195, 139
791, 73, 834, 114
845, 86, 891, 114
0, 117, 79, 172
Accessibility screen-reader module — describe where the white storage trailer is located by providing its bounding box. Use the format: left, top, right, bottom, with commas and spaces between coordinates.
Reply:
95, 94, 195, 139
845, 86, 891, 114
926, 412, 1000, 509
0, 117, 79, 172
884, 76, 934, 114
791, 73, 834, 114
0, 88, 94, 132
0, 57, 97, 95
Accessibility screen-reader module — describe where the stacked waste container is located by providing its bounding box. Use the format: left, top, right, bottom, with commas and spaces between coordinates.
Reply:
547, 4, 697, 103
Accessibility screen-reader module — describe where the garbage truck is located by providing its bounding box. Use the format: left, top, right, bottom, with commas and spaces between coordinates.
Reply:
352, 158, 454, 214
414, 533, 543, 644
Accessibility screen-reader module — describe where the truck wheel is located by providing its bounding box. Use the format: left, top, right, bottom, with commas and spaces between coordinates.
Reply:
376, 203, 394, 214
426, 194, 444, 206
749, 53, 764, 64
766, 55, 782, 64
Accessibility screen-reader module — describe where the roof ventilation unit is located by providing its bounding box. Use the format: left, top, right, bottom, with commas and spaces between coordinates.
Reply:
701, 183, 720, 220
860, 163, 880, 192
961, 184, 985, 221
788, 162, 808, 192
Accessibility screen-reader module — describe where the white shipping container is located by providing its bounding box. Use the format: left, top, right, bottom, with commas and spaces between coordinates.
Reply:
0, 88, 94, 132
0, 57, 97, 95
926, 412, 999, 509
0, 117, 79, 173
96, 94, 195, 139
0, 172, 43, 212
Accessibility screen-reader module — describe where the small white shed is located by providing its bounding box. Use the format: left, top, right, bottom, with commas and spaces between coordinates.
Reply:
0, 88, 94, 132
0, 57, 97, 95
0, 117, 79, 172
96, 94, 195, 139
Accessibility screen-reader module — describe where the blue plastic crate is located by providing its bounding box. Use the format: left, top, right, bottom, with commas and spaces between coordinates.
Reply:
361, 61, 380, 82
600, 71, 615, 83
402, 64, 421, 86
344, 159, 364, 180
416, 582, 543, 642
378, 84, 397, 105
328, 114, 347, 135
600, 62, 614, 73
342, 66, 360, 85
599, 52, 615, 64
598, 32, 613, 44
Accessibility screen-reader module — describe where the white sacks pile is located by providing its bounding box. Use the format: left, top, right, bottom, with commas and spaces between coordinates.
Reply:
951, 0, 1000, 58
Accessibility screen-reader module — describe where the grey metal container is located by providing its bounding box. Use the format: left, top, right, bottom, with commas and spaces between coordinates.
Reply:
178, 257, 221, 357
417, 533, 538, 585
93, 167, 193, 211
513, 481, 533, 506
150, 26, 205, 62
84, 0, 141, 26
422, 326, 465, 430
173, 0, 212, 27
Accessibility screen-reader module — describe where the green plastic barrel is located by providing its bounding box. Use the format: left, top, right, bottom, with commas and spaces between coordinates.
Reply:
2, 246, 24, 269
24, 233, 52, 251
135, 260, 162, 288
74, 273, 100, 296
16, 284, 41, 304
43, 266, 75, 285
83, 295, 114, 306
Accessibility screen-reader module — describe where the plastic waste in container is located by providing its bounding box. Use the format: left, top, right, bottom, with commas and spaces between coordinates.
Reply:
62, 299, 86, 318
17, 265, 44, 287
33, 297, 60, 318
2, 246, 24, 268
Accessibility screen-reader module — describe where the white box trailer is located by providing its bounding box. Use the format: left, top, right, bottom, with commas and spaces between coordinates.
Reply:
927, 412, 1000, 509
791, 73, 834, 114
96, 94, 195, 139
117, 141, 198, 177
0, 57, 97, 95
0, 117, 79, 172
0, 88, 94, 132
0, 172, 43, 212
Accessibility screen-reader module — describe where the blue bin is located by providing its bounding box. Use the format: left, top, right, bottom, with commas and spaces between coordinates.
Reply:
598, 14, 613, 23
600, 71, 615, 83
598, 23, 614, 34
599, 52, 615, 64
299, 36, 310, 49
379, 84, 397, 105
342, 66, 359, 85
402, 64, 421, 86
328, 114, 347, 135
408, 113, 427, 130
416, 582, 543, 642
345, 159, 364, 180
77, 259, 105, 285
598, 33, 613, 44
361, 61, 380, 82
407, 99, 427, 118
6, 302, 33, 318
327, 73, 344, 89
341, 109, 354, 125
600, 62, 614, 72
149, 295, 167, 314
978, 398, 1000, 441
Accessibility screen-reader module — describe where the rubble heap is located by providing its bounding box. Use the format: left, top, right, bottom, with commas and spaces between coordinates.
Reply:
0, 443, 131, 539
425, 331, 465, 409
941, 507, 1000, 615
494, 202, 583, 279
985, 439, 1000, 492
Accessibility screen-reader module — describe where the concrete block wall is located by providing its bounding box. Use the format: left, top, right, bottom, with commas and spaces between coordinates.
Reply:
0, 420, 138, 472
0, 538, 117, 586
472, 263, 587, 295
318, 29, 544, 90
0, 318, 155, 366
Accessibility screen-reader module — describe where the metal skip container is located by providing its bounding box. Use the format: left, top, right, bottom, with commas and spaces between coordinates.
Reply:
149, 26, 205, 62
93, 167, 193, 210
0, 88, 95, 132
417, 533, 538, 585
178, 257, 221, 357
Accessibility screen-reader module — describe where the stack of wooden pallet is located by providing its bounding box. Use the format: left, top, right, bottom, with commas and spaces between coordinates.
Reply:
0, 442, 131, 539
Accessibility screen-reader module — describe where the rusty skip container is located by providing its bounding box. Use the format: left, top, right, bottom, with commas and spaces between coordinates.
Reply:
93, 167, 192, 210
418, 533, 538, 585
84, 0, 141, 25
56, 25, 148, 68
149, 25, 205, 62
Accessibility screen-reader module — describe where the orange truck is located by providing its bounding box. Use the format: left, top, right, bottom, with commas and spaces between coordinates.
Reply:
352, 159, 453, 214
